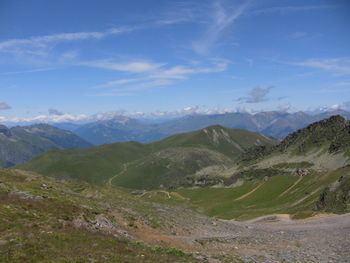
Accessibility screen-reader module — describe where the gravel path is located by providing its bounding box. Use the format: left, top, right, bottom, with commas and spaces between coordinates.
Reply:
131, 203, 350, 263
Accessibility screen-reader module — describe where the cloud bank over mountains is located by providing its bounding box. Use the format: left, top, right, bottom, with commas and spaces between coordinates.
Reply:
1, 102, 350, 125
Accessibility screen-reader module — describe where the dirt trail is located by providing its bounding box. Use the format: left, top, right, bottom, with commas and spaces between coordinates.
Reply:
291, 186, 324, 206
278, 176, 303, 197
235, 182, 264, 201
107, 163, 130, 186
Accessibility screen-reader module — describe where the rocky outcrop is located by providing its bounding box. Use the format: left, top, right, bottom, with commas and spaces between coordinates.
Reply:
296, 168, 310, 176
316, 172, 350, 213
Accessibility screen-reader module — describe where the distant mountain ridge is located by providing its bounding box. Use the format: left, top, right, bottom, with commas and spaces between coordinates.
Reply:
73, 110, 350, 145
0, 123, 92, 167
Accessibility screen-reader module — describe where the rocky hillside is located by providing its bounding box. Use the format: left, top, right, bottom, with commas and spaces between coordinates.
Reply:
0, 124, 92, 167
18, 126, 276, 189
240, 115, 350, 169
316, 167, 350, 213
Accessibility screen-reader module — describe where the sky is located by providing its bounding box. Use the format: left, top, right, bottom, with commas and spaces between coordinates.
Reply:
1, 0, 350, 123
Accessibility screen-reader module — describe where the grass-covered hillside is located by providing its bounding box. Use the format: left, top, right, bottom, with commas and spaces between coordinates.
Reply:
0, 168, 200, 263
18, 125, 276, 189
0, 124, 92, 168
161, 166, 349, 220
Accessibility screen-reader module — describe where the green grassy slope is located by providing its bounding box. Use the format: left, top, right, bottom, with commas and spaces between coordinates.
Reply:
0, 168, 199, 263
18, 142, 149, 185
142, 167, 349, 220
19, 125, 276, 189
153, 125, 276, 159
113, 147, 234, 189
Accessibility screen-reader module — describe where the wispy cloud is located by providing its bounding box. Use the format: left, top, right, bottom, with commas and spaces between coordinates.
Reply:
0, 27, 137, 56
0, 67, 54, 75
334, 81, 350, 87
238, 86, 273, 103
92, 79, 174, 97
156, 4, 198, 25
191, 0, 249, 55
293, 58, 350, 75
288, 31, 307, 39
89, 59, 229, 96
251, 5, 338, 15
151, 58, 229, 79
313, 88, 350, 94
0, 102, 12, 110
80, 60, 165, 73
92, 78, 145, 89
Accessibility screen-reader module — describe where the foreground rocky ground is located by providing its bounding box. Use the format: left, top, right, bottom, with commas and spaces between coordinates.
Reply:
121, 203, 350, 263
1, 169, 349, 262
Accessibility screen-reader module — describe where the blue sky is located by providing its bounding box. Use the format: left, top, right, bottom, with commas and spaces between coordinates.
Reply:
1, 0, 350, 123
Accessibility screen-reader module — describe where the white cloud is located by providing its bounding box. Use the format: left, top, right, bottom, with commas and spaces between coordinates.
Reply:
89, 59, 229, 96
289, 31, 307, 39
92, 79, 174, 97
251, 5, 338, 15
92, 78, 144, 89
115, 79, 173, 91
0, 27, 136, 56
151, 58, 229, 79
156, 6, 197, 25
293, 58, 350, 75
334, 81, 350, 87
191, 0, 248, 55
0, 113, 89, 124
0, 68, 54, 75
80, 60, 165, 73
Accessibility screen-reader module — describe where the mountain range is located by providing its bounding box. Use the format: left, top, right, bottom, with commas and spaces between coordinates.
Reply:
71, 110, 350, 145
0, 124, 92, 167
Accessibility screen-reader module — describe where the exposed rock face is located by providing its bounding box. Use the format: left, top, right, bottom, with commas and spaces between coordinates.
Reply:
0, 125, 12, 137
241, 115, 350, 162
316, 172, 350, 213
296, 168, 310, 176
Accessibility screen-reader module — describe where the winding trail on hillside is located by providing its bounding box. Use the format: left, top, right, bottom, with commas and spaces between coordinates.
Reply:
278, 176, 303, 197
234, 182, 265, 201
291, 186, 324, 206
107, 162, 131, 186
